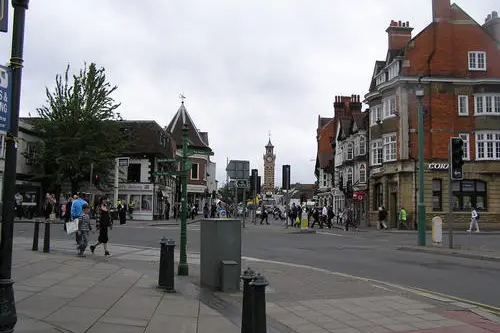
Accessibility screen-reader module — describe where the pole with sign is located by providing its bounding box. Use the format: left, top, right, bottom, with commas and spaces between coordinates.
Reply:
0, 65, 12, 132
0, 1, 30, 332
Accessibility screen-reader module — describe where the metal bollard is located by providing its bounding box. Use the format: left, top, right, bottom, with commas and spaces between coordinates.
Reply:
250, 273, 269, 333
43, 221, 51, 253
32, 220, 40, 251
158, 237, 176, 293
241, 267, 256, 333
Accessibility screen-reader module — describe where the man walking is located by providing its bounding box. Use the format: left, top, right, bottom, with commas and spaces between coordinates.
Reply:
378, 206, 388, 230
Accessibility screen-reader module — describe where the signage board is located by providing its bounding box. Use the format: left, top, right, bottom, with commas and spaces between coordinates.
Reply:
0, 65, 12, 131
428, 163, 449, 171
235, 179, 249, 189
226, 160, 250, 180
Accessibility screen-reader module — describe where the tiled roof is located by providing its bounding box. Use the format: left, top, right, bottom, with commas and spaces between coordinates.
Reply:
352, 113, 368, 132
120, 120, 175, 157
317, 118, 334, 169
165, 102, 210, 149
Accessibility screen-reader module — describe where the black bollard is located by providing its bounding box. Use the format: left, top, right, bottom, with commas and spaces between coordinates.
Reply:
43, 221, 50, 253
241, 267, 256, 333
250, 273, 269, 333
165, 238, 176, 293
158, 238, 176, 292
32, 220, 40, 251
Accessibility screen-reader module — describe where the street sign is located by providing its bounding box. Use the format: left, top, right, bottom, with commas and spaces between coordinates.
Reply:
157, 158, 179, 163
0, 0, 8, 33
188, 149, 214, 156
117, 157, 129, 167
226, 160, 250, 180
235, 179, 249, 189
0, 65, 12, 132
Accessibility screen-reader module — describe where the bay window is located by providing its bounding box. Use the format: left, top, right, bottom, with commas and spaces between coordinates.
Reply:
383, 133, 397, 162
371, 140, 383, 165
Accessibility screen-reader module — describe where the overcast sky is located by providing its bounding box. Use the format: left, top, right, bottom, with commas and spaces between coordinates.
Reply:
0, 0, 497, 186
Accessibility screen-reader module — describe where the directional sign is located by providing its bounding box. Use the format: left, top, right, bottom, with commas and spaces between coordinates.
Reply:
154, 171, 185, 177
188, 149, 214, 156
235, 179, 249, 189
226, 160, 249, 180
157, 158, 179, 163
0, 65, 11, 132
0, 0, 8, 33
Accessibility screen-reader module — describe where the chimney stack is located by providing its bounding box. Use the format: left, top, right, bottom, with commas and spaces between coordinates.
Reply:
386, 20, 413, 50
432, 0, 451, 22
484, 10, 500, 42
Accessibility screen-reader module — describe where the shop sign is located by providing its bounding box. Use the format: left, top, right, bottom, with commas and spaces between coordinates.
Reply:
353, 191, 366, 201
428, 163, 449, 171
119, 183, 152, 191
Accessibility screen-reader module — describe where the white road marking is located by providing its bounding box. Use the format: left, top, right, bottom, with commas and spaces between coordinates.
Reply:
316, 231, 345, 237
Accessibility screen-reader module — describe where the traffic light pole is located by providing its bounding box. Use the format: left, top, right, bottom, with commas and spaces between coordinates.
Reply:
178, 124, 189, 276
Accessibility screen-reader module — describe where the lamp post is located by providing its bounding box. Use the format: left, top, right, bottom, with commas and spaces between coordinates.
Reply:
416, 84, 426, 246
177, 124, 189, 276
0, 1, 29, 332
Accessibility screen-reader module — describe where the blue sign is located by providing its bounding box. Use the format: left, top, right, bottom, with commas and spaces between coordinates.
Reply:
0, 65, 12, 132
0, 0, 7, 33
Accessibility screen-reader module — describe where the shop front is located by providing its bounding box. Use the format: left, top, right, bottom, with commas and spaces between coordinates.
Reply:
118, 183, 154, 221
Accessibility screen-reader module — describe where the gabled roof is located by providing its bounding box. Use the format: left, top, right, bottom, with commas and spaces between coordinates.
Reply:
166, 102, 210, 149
337, 117, 352, 141
352, 113, 368, 133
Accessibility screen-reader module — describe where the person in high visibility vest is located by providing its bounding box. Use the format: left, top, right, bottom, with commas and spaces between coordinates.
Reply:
399, 207, 409, 229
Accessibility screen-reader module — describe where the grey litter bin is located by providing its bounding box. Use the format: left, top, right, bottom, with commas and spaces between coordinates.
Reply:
200, 219, 241, 290
220, 260, 239, 292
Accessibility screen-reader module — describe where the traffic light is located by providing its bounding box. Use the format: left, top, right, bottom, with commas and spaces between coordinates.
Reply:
257, 176, 261, 194
450, 137, 464, 180
250, 169, 258, 194
282, 165, 291, 190
94, 174, 100, 186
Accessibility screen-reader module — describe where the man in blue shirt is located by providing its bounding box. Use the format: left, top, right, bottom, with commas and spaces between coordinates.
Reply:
70, 194, 88, 244
71, 195, 88, 220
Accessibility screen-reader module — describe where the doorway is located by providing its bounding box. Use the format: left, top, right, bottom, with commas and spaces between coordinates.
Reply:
390, 193, 398, 228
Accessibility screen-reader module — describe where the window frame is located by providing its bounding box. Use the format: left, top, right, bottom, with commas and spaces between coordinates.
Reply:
468, 51, 487, 71
347, 143, 354, 160
475, 131, 500, 161
371, 140, 383, 166
359, 164, 366, 184
374, 183, 383, 210
382, 96, 397, 119
347, 167, 353, 185
383, 133, 397, 162
370, 105, 382, 126
457, 95, 469, 116
432, 178, 442, 211
474, 94, 500, 115
458, 133, 470, 160
191, 163, 199, 180
359, 136, 366, 156
452, 180, 487, 211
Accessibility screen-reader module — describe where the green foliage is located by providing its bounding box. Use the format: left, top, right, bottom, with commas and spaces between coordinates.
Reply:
32, 63, 128, 193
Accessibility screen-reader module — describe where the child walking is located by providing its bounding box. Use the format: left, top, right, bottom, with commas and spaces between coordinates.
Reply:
77, 204, 91, 257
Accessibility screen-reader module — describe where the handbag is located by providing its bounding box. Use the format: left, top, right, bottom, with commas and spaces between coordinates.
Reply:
66, 219, 79, 235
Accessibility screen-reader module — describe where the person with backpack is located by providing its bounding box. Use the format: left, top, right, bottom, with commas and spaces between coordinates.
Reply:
467, 207, 480, 233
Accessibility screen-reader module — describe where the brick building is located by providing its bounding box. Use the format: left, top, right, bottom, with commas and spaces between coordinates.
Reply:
365, 0, 500, 229
314, 116, 334, 207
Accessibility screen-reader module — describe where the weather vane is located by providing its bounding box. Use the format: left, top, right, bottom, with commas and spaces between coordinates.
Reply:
179, 93, 186, 103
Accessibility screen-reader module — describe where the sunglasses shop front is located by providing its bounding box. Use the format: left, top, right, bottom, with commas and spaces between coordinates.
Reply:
117, 183, 154, 221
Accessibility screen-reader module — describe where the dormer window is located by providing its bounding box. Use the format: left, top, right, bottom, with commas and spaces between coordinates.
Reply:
375, 71, 386, 86
387, 61, 400, 80
468, 51, 486, 71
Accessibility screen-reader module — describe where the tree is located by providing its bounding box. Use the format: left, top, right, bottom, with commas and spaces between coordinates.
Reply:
31, 63, 128, 194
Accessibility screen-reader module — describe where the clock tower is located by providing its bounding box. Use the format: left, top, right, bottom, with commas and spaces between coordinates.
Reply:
263, 137, 276, 193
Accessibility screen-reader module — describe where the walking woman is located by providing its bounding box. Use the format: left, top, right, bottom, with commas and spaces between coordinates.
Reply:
90, 197, 112, 256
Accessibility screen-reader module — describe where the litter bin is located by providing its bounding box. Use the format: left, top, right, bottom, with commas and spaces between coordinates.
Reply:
432, 216, 442, 245
200, 219, 241, 290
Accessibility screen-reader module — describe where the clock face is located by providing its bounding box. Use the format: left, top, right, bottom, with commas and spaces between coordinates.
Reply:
266, 156, 273, 162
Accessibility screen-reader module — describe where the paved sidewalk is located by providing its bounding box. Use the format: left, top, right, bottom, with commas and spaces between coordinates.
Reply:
12, 241, 237, 333
12, 237, 500, 333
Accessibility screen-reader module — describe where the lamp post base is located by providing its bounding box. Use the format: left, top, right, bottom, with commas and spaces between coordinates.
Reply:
417, 203, 426, 246
0, 279, 17, 333
177, 262, 189, 276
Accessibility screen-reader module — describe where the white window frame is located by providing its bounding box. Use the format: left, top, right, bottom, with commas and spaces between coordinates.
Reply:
370, 105, 382, 126
375, 71, 386, 86
474, 94, 500, 115
383, 133, 397, 162
458, 133, 470, 160
475, 131, 500, 161
382, 96, 397, 119
191, 163, 199, 180
371, 140, 383, 166
387, 61, 400, 81
347, 143, 354, 160
359, 136, 366, 156
458, 95, 469, 116
468, 51, 487, 71
347, 167, 353, 185
359, 164, 366, 183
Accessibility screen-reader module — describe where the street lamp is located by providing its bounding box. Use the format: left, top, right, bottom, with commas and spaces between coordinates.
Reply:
0, 1, 30, 332
416, 83, 426, 246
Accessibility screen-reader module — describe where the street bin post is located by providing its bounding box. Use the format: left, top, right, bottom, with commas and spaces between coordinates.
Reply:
250, 273, 269, 333
241, 267, 256, 333
43, 221, 50, 253
158, 237, 176, 293
32, 220, 40, 251
158, 237, 168, 288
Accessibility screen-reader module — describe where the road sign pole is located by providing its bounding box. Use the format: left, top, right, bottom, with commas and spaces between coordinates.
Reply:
178, 124, 189, 276
113, 158, 119, 206
242, 185, 246, 228
448, 142, 454, 249
0, 1, 29, 332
